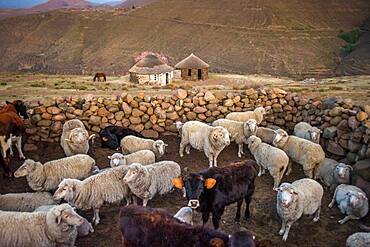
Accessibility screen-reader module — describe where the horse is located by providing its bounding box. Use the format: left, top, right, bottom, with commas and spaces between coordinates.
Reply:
93, 73, 107, 82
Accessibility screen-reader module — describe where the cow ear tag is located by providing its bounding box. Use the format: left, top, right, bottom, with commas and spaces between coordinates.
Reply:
172, 178, 183, 189
204, 178, 216, 189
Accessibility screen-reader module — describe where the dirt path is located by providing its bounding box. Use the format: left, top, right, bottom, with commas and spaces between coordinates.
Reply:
1, 135, 368, 246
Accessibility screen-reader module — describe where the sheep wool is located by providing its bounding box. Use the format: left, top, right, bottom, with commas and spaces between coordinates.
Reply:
0, 204, 83, 247
226, 107, 266, 124
0, 192, 57, 212
14, 154, 97, 192
61, 119, 90, 157
256, 127, 277, 144
346, 232, 370, 247
123, 161, 181, 206
294, 122, 321, 144
120, 135, 167, 158
109, 150, 156, 168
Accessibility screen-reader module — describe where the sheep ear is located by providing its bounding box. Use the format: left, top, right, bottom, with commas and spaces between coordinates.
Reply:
172, 178, 183, 189
204, 178, 217, 189
164, 143, 169, 147
57, 215, 62, 224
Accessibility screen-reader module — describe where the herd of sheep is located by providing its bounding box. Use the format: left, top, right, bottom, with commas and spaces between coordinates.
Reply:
0, 107, 369, 246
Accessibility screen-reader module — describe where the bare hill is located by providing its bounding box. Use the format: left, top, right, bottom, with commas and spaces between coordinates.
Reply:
0, 0, 369, 78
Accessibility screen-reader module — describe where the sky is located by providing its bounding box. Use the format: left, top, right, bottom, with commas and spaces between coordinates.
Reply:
0, 0, 124, 9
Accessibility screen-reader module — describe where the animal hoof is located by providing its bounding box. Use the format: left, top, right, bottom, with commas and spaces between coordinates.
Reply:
328, 203, 333, 208
279, 230, 284, 236
313, 217, 319, 222
20, 155, 26, 160
338, 220, 345, 224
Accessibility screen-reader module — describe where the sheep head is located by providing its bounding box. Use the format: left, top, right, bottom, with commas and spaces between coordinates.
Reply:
243, 119, 258, 136
209, 126, 230, 147
347, 191, 368, 209
122, 163, 144, 183
333, 163, 352, 183
275, 183, 299, 208
272, 129, 289, 148
153, 140, 167, 157
14, 159, 40, 177
254, 107, 266, 123
51, 204, 84, 226
246, 135, 262, 152
108, 153, 125, 167
66, 128, 89, 146
308, 127, 321, 144
54, 179, 78, 201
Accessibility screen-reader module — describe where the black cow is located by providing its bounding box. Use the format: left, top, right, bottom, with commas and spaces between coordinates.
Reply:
173, 160, 258, 229
98, 126, 144, 150
119, 205, 256, 247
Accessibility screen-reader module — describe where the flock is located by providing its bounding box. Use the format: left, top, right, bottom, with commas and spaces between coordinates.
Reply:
0, 102, 369, 247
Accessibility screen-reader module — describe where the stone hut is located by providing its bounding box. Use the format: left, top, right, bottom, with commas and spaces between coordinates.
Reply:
129, 54, 174, 85
175, 53, 209, 81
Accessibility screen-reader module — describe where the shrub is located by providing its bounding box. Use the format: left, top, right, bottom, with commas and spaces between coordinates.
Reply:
0, 82, 7, 86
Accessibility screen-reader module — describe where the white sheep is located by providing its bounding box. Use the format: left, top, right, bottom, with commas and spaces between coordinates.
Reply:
178, 121, 230, 167
346, 232, 370, 247
108, 150, 156, 168
272, 129, 325, 179
14, 154, 97, 192
294, 122, 321, 144
120, 135, 167, 158
0, 203, 84, 247
212, 119, 257, 158
276, 178, 323, 241
61, 119, 91, 157
0, 192, 57, 212
34, 205, 94, 237
319, 158, 352, 189
174, 206, 193, 225
122, 161, 181, 206
256, 126, 278, 144
226, 107, 266, 124
54, 165, 131, 225
328, 184, 369, 224
247, 135, 289, 189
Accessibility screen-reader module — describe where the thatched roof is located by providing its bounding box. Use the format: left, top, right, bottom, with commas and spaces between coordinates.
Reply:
175, 53, 209, 69
129, 54, 174, 74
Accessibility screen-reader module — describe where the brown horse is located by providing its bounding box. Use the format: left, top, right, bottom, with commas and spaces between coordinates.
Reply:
93, 73, 106, 82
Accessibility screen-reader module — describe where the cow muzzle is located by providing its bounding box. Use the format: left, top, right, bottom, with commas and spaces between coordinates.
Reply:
188, 200, 200, 209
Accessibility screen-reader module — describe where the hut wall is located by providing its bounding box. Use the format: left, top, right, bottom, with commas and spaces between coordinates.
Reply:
180, 68, 208, 81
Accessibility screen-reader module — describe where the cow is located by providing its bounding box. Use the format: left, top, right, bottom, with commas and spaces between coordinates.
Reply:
97, 125, 144, 150
172, 160, 258, 229
0, 100, 28, 177
119, 205, 256, 247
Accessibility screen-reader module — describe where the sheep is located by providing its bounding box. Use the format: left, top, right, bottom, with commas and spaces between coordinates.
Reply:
319, 158, 352, 189
122, 161, 181, 207
272, 129, 325, 179
121, 135, 167, 158
0, 192, 57, 212
226, 107, 266, 124
346, 232, 370, 247
256, 126, 278, 144
34, 205, 94, 237
108, 150, 156, 168
247, 135, 289, 189
61, 119, 91, 157
212, 119, 257, 158
173, 206, 193, 225
328, 184, 369, 224
294, 122, 321, 144
53, 165, 131, 225
0, 203, 84, 247
14, 154, 97, 192
275, 178, 323, 241
178, 121, 230, 167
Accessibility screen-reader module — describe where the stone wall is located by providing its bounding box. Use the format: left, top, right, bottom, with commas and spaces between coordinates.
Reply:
23, 88, 370, 162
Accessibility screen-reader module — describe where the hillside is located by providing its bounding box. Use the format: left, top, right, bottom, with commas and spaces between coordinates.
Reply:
31, 0, 94, 11
0, 0, 369, 78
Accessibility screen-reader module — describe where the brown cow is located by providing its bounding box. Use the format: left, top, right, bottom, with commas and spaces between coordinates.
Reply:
119, 205, 256, 247
93, 73, 106, 82
0, 100, 28, 177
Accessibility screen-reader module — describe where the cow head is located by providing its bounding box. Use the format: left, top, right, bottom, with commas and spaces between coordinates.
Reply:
272, 129, 289, 148
347, 191, 368, 208
6, 100, 29, 119
51, 204, 84, 226
172, 174, 217, 209
308, 127, 321, 143
275, 183, 298, 208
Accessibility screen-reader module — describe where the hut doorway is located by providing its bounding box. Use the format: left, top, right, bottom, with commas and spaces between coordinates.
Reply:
166, 73, 169, 84
198, 69, 202, 80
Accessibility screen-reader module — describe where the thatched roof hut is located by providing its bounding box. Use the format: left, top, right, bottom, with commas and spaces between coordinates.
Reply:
175, 53, 209, 81
129, 54, 174, 85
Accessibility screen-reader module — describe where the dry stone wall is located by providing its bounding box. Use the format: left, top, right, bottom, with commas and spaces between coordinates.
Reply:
22, 88, 370, 163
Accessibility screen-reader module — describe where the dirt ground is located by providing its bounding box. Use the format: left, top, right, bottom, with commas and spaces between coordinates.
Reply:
1, 135, 369, 247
